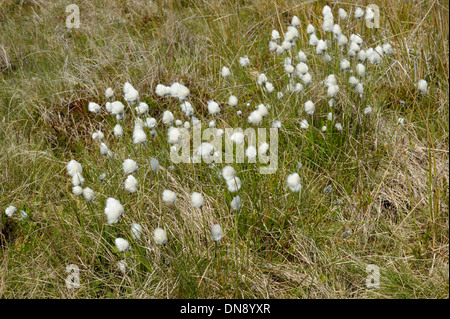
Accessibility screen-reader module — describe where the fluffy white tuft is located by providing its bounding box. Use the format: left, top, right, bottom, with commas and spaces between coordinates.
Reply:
286, 173, 302, 192
104, 198, 124, 224
5, 205, 16, 217
211, 224, 224, 241
67, 160, 82, 177
130, 223, 143, 240
115, 238, 130, 252
123, 159, 138, 174
162, 189, 177, 204
154, 228, 168, 245
207, 100, 220, 115
82, 187, 95, 202
124, 175, 138, 193
191, 192, 205, 208
88, 102, 101, 114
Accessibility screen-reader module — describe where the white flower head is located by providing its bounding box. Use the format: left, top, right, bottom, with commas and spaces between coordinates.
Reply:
337, 34, 348, 46
82, 187, 95, 202
92, 130, 104, 141
306, 24, 315, 35
304, 100, 315, 115
271, 29, 281, 41
239, 56, 250, 67
316, 40, 327, 55
207, 100, 220, 115
88, 102, 101, 114
105, 102, 112, 113
135, 102, 149, 115
124, 82, 139, 104
105, 87, 114, 100
5, 205, 16, 217
222, 166, 236, 181
329, 98, 336, 108
167, 126, 181, 144
265, 82, 274, 93
269, 41, 277, 52
117, 260, 127, 274
355, 82, 364, 96
327, 84, 339, 98
150, 157, 159, 172
357, 49, 367, 62
169, 82, 190, 100
296, 62, 309, 75
258, 142, 269, 155
228, 95, 238, 107
300, 119, 309, 130
104, 198, 124, 224
363, 106, 373, 116
322, 5, 332, 16
277, 92, 284, 100
221, 66, 231, 78
327, 112, 333, 121
72, 185, 83, 196
67, 159, 82, 177
272, 120, 282, 129
248, 110, 263, 125
301, 73, 312, 86
355, 63, 366, 77
211, 224, 224, 241
398, 117, 405, 125
382, 43, 394, 55
230, 196, 242, 211
72, 172, 85, 186
191, 192, 205, 208
162, 189, 177, 204
123, 159, 138, 174
154, 228, 168, 245
130, 223, 143, 240
145, 117, 157, 129
257, 73, 268, 85
155, 84, 170, 97
335, 122, 343, 132
125, 175, 138, 193
230, 132, 245, 144
246, 146, 257, 161
287, 173, 302, 192
340, 59, 350, 71
339, 8, 348, 20
291, 15, 300, 27
417, 79, 428, 95
115, 238, 130, 252
114, 124, 123, 138
162, 110, 174, 125
355, 7, 364, 19
226, 176, 242, 192
285, 64, 294, 74
322, 17, 334, 32
365, 7, 375, 22
297, 50, 307, 63
111, 101, 125, 116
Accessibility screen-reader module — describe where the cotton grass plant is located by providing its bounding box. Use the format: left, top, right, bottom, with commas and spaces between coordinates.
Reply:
0, 0, 448, 299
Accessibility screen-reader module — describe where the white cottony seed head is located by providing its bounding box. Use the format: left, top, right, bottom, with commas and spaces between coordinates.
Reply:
123, 159, 138, 174
211, 224, 224, 241
286, 173, 302, 192
154, 228, 168, 245
115, 238, 130, 252
162, 189, 177, 204
191, 192, 205, 208
5, 205, 17, 217
104, 198, 124, 224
